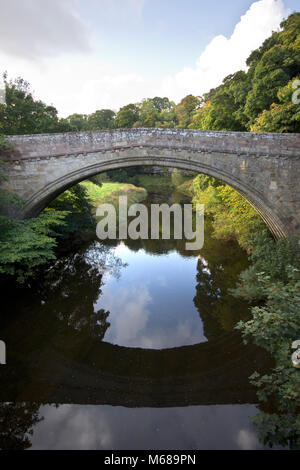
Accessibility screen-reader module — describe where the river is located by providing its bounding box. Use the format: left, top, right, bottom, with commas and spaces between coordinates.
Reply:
0, 192, 276, 450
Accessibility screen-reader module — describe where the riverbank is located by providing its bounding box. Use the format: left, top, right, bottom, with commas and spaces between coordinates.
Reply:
80, 180, 147, 208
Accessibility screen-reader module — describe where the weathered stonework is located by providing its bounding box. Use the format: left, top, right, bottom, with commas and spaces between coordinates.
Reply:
1, 128, 300, 238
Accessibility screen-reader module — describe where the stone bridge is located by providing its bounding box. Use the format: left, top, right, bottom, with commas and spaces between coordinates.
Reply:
1, 128, 300, 238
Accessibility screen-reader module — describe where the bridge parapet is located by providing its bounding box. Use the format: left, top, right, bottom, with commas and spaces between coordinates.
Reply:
3, 128, 300, 161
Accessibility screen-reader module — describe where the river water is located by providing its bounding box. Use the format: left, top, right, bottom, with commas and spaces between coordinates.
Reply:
0, 193, 276, 450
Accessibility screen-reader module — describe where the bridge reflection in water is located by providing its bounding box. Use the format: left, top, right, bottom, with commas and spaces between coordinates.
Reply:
0, 227, 274, 449
0, 331, 271, 407
0, 234, 272, 409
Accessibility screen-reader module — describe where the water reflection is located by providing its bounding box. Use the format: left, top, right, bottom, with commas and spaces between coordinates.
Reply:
0, 400, 270, 450
29, 403, 267, 450
0, 197, 274, 450
0, 403, 42, 450
97, 245, 207, 348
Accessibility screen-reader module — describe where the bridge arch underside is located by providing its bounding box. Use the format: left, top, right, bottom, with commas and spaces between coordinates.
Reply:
24, 151, 287, 239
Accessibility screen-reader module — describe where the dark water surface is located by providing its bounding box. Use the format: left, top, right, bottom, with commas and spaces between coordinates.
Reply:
0, 196, 275, 450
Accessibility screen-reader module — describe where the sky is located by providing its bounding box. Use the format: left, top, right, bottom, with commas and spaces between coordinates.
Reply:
0, 0, 299, 116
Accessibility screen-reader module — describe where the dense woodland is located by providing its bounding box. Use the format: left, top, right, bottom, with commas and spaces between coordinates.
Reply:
0, 12, 299, 448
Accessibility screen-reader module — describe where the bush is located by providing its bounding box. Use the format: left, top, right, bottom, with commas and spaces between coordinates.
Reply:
233, 235, 300, 449
0, 210, 66, 282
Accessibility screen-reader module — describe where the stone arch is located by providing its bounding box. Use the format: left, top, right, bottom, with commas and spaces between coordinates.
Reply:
23, 154, 286, 239
2, 128, 299, 239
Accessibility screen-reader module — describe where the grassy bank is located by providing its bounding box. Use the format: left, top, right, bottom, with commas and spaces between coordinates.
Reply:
129, 174, 174, 195
80, 180, 147, 208
109, 169, 194, 196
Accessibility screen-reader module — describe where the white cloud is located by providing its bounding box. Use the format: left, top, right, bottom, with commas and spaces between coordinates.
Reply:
0, 0, 91, 60
0, 0, 290, 116
0, 52, 155, 115
74, 73, 154, 115
33, 405, 113, 450
0, 0, 150, 115
100, 284, 152, 347
237, 429, 260, 450
159, 0, 290, 102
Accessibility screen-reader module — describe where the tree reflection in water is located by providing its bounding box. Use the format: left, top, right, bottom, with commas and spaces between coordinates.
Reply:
0, 201, 280, 449
0, 402, 42, 450
37, 242, 127, 340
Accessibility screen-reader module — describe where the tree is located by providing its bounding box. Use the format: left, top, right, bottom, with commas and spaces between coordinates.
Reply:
138, 99, 159, 127
188, 12, 300, 133
244, 13, 300, 126
0, 208, 66, 282
191, 175, 266, 252
0, 74, 70, 135
251, 78, 300, 133
188, 101, 212, 130
64, 113, 88, 131
174, 95, 201, 128
235, 265, 300, 449
152, 97, 173, 113
86, 109, 116, 130
114, 103, 139, 128
48, 184, 96, 238
0, 144, 66, 282
0, 403, 42, 450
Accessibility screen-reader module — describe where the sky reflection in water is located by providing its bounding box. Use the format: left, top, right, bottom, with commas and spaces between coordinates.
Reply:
0, 214, 275, 450
96, 243, 207, 349
30, 403, 267, 450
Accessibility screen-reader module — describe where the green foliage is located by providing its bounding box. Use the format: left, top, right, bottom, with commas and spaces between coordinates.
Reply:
244, 13, 300, 128
231, 233, 300, 449
251, 77, 300, 132
106, 167, 142, 183
130, 173, 179, 195
79, 180, 147, 210
251, 413, 300, 450
113, 97, 177, 129
47, 184, 96, 238
64, 113, 88, 131
86, 109, 116, 130
235, 267, 300, 449
138, 99, 160, 127
236, 268, 300, 353
192, 175, 266, 252
188, 101, 212, 130
0, 134, 14, 152
191, 174, 222, 192
232, 234, 300, 301
114, 103, 139, 128
0, 159, 94, 283
191, 72, 250, 131
174, 94, 201, 128
0, 75, 72, 135
0, 210, 66, 282
190, 13, 300, 133
89, 172, 110, 186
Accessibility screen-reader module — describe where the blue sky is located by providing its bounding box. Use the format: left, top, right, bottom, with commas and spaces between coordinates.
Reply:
0, 0, 299, 115
76, 0, 298, 75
